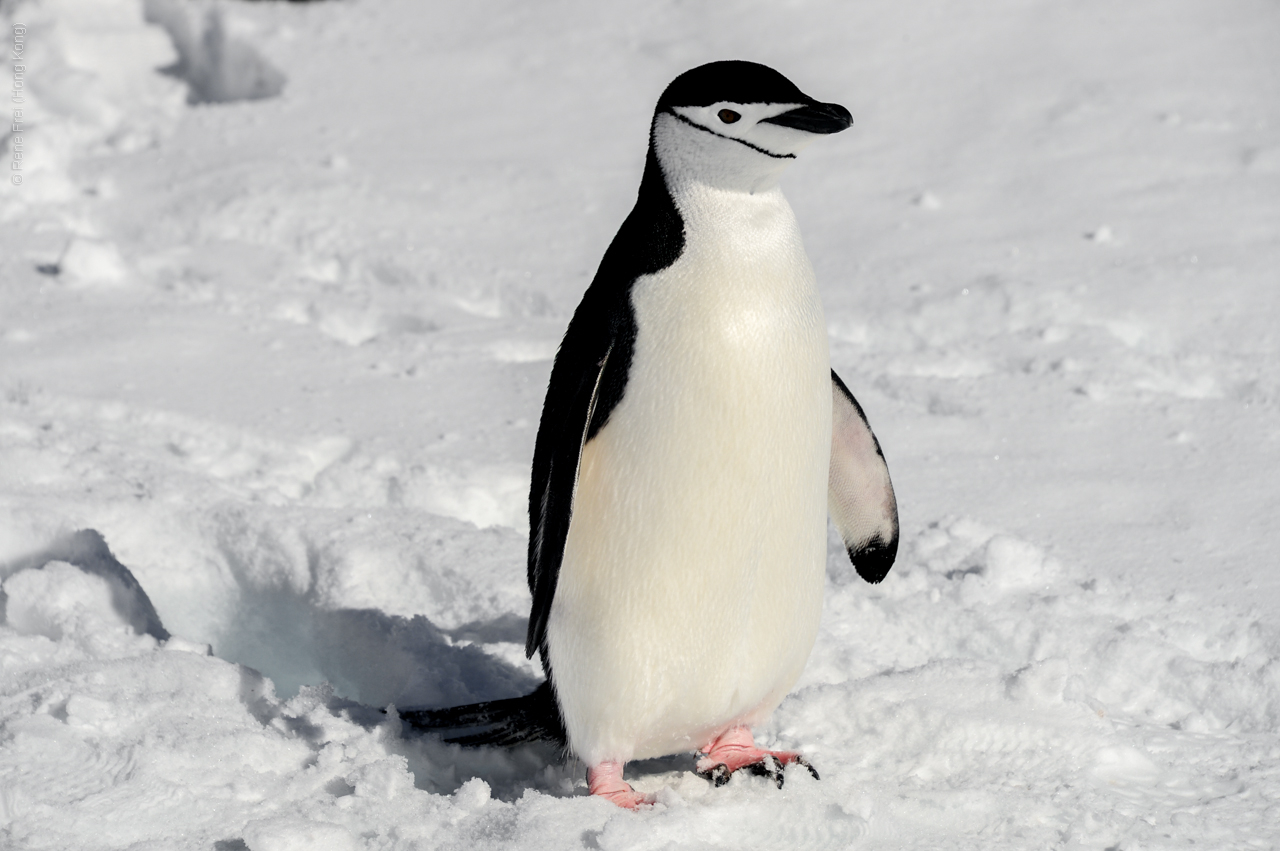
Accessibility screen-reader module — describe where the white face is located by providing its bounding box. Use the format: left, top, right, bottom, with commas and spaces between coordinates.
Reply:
668, 102, 821, 160
653, 101, 831, 195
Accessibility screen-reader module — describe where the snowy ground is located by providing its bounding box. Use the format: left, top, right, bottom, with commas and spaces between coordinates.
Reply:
2, 0, 1279, 848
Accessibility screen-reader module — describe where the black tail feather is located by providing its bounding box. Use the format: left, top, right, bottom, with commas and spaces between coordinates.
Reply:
399, 680, 567, 748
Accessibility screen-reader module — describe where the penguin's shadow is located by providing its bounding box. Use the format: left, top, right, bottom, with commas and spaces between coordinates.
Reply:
1, 530, 578, 800
298, 608, 699, 800
208, 560, 585, 801
3, 530, 702, 802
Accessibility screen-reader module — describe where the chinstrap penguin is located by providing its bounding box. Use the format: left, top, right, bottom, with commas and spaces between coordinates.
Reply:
403, 60, 899, 808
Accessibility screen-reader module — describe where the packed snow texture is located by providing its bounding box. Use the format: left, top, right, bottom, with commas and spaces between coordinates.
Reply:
2, 0, 1279, 848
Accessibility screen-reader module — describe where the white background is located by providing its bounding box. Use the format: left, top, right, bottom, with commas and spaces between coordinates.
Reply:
2, 0, 1278, 848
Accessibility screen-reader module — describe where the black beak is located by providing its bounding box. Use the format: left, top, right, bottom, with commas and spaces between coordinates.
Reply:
760, 101, 852, 134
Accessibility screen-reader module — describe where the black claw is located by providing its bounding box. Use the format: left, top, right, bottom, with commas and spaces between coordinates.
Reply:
713, 764, 731, 787
697, 762, 732, 787
699, 754, 820, 790
746, 755, 785, 789
794, 756, 820, 781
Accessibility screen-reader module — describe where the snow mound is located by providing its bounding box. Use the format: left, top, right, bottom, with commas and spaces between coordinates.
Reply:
56, 237, 129, 287
4, 518, 1277, 848
779, 519, 1280, 847
2, 528, 169, 641
0, 0, 185, 207
143, 0, 286, 105
4, 560, 143, 647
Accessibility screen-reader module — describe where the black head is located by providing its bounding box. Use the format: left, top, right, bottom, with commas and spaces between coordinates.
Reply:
658, 61, 814, 110
656, 60, 851, 136
647, 61, 852, 192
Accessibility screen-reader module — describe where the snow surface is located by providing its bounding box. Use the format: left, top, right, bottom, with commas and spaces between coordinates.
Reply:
2, 0, 1280, 848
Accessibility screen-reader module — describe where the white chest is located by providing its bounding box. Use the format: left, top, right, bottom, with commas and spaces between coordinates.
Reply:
546, 185, 834, 764
635, 185, 824, 367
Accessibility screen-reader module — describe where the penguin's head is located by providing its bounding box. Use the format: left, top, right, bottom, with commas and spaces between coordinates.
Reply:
650, 60, 852, 194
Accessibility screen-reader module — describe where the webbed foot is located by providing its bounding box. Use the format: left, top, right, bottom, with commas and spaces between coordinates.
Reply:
695, 726, 820, 789
588, 760, 655, 809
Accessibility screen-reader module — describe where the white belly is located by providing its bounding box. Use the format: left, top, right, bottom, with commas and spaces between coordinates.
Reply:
546, 186, 832, 765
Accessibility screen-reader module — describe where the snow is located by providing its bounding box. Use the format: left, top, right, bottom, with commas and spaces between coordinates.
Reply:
2, 0, 1279, 847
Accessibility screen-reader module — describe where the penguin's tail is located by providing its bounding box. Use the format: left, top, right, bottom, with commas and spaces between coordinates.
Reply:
399, 680, 567, 748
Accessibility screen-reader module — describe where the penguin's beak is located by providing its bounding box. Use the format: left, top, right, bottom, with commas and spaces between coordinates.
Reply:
760, 102, 852, 134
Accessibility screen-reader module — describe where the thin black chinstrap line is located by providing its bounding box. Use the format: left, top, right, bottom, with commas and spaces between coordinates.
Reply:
666, 110, 796, 160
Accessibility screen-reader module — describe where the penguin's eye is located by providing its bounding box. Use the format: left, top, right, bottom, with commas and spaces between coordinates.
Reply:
717, 109, 741, 124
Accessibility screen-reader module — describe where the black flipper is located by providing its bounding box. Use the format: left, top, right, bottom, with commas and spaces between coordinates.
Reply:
525, 330, 615, 663
400, 681, 567, 748
524, 140, 686, 664
829, 370, 899, 583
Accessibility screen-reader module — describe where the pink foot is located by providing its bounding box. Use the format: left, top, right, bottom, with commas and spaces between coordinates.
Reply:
588, 760, 655, 809
695, 726, 819, 789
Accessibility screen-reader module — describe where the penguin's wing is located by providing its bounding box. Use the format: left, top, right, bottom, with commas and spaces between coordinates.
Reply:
524, 300, 630, 660
829, 369, 899, 583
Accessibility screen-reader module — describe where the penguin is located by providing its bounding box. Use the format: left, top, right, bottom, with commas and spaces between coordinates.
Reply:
403, 60, 898, 808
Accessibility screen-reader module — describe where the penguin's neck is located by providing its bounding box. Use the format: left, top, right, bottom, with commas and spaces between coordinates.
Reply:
669, 180, 793, 246
638, 154, 824, 366
665, 176, 808, 292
